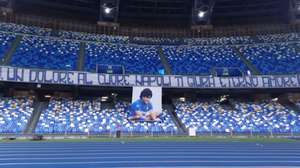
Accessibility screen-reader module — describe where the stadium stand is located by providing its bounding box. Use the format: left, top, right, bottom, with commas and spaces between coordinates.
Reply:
0, 22, 298, 75
58, 31, 129, 44
175, 99, 300, 134
35, 98, 177, 134
239, 43, 300, 74
131, 37, 184, 45
162, 45, 248, 75
185, 36, 256, 46
0, 97, 34, 134
10, 36, 80, 70
85, 42, 164, 74
0, 22, 51, 36
257, 33, 300, 43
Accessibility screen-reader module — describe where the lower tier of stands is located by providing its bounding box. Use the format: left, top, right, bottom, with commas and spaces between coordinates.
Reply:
0, 97, 34, 133
175, 100, 300, 134
1, 96, 300, 135
35, 99, 177, 134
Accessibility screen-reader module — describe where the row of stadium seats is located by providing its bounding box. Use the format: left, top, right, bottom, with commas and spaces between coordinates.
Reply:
1, 22, 299, 45
175, 99, 300, 133
185, 36, 256, 46
35, 98, 177, 134
58, 31, 129, 44
257, 33, 300, 43
0, 97, 34, 134
0, 22, 51, 36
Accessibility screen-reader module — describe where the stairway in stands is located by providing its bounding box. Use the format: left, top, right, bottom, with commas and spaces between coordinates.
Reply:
77, 42, 86, 71
24, 100, 49, 134
158, 47, 173, 75
233, 46, 261, 75
1, 35, 23, 65
292, 42, 300, 55
164, 103, 187, 134
278, 95, 300, 114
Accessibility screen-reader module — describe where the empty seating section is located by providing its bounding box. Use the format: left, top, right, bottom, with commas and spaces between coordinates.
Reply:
35, 98, 177, 134
240, 43, 300, 74
0, 22, 51, 36
10, 36, 79, 70
0, 33, 15, 61
0, 22, 299, 75
58, 31, 129, 43
163, 46, 248, 75
257, 33, 300, 43
131, 37, 183, 45
0, 97, 34, 133
85, 43, 164, 74
185, 36, 255, 45
175, 100, 300, 134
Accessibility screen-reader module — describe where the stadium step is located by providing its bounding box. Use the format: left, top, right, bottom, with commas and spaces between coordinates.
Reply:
1, 35, 23, 65
77, 42, 86, 71
292, 42, 300, 54
24, 101, 49, 134
164, 104, 187, 133
233, 46, 261, 75
278, 96, 300, 114
158, 47, 173, 75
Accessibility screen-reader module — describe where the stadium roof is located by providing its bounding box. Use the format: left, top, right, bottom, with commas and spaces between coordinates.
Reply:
14, 0, 289, 27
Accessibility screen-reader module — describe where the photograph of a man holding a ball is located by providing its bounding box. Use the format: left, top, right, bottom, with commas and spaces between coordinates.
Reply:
129, 88, 161, 122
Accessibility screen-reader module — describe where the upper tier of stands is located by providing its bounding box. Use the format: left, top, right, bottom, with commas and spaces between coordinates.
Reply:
0, 22, 299, 75
240, 43, 300, 74
0, 22, 51, 36
85, 43, 164, 74
58, 31, 129, 44
162, 45, 248, 75
10, 36, 79, 70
